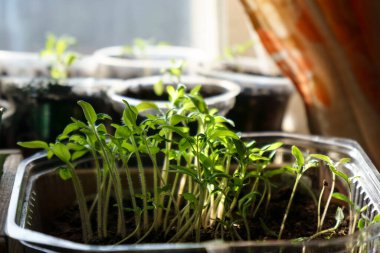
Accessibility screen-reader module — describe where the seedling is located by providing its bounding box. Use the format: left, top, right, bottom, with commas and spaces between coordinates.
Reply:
220, 40, 255, 61
122, 38, 169, 58
18, 79, 378, 245
40, 33, 78, 80
153, 60, 186, 96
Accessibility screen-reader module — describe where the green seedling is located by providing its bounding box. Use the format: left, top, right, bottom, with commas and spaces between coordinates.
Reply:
40, 33, 78, 80
153, 60, 186, 96
18, 73, 377, 245
122, 38, 169, 58
220, 40, 255, 61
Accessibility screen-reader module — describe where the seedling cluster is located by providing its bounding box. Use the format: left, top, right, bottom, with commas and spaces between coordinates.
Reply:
40, 33, 77, 79
122, 38, 169, 58
19, 84, 377, 244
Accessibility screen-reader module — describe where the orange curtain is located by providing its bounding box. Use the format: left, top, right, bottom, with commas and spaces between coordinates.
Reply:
241, 0, 380, 168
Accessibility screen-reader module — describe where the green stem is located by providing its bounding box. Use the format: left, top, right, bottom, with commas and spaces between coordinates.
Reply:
278, 174, 301, 239
320, 173, 335, 232
92, 125, 126, 237
317, 184, 326, 232
102, 175, 112, 238
130, 137, 149, 230
122, 158, 140, 236
67, 162, 93, 242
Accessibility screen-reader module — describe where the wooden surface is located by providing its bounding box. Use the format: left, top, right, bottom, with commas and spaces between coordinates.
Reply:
0, 152, 22, 253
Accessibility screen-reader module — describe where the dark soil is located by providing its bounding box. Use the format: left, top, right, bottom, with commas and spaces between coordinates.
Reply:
123, 84, 225, 101
48, 188, 349, 245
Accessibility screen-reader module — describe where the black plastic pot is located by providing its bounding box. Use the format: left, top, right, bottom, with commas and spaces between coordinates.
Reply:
0, 77, 122, 150
198, 60, 294, 132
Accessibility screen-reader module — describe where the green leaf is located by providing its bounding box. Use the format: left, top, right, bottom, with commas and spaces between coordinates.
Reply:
67, 142, 84, 151
153, 79, 164, 96
210, 129, 239, 140
170, 165, 199, 182
262, 142, 283, 152
214, 115, 235, 127
17, 140, 48, 149
186, 94, 208, 113
198, 153, 213, 169
358, 218, 366, 230
338, 157, 351, 165
45, 33, 56, 52
122, 100, 138, 129
58, 167, 72, 180
310, 154, 333, 165
233, 138, 246, 158
136, 101, 159, 113
97, 113, 112, 121
332, 192, 353, 206
61, 123, 80, 137
78, 100, 97, 124
183, 192, 197, 203
122, 142, 137, 152
372, 214, 380, 223
64, 52, 77, 66
292, 145, 304, 169
113, 125, 132, 139
51, 143, 71, 163
71, 150, 88, 161
333, 170, 350, 185
170, 114, 187, 125
264, 167, 288, 178
70, 117, 88, 129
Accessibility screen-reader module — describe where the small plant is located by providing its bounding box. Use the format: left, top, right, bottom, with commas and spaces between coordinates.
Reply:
153, 60, 186, 96
220, 40, 255, 61
122, 38, 169, 58
40, 33, 78, 80
18, 83, 378, 246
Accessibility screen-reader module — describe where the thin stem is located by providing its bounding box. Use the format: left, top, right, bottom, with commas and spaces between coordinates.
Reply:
67, 162, 93, 242
320, 172, 335, 232
278, 174, 301, 239
122, 158, 140, 236
130, 137, 149, 230
317, 182, 326, 232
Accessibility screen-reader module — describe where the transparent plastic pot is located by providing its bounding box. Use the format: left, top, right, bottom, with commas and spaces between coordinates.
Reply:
106, 75, 241, 116
6, 132, 380, 252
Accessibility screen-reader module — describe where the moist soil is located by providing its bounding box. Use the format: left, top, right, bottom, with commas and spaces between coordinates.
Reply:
48, 188, 349, 245
123, 85, 225, 101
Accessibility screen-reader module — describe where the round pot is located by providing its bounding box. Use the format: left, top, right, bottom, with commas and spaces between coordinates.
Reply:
198, 60, 294, 132
0, 50, 97, 78
0, 77, 122, 148
0, 50, 48, 77
93, 45, 210, 79
107, 75, 241, 116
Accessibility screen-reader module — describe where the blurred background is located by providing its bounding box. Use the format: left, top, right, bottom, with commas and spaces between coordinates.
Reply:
1, 0, 378, 168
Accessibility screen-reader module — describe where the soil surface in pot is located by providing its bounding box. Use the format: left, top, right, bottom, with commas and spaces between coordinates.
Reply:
48, 187, 349, 245
122, 84, 226, 101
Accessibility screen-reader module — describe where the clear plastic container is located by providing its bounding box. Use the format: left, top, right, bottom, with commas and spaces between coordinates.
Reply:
6, 132, 380, 252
